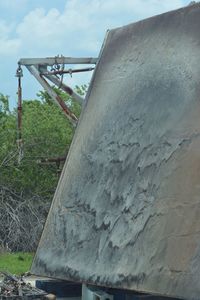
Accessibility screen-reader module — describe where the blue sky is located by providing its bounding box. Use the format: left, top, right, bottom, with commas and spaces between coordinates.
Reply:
0, 0, 189, 109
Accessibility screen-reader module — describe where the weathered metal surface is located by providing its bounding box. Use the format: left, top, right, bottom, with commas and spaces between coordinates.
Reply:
19, 57, 98, 66
32, 4, 200, 300
16, 64, 23, 143
26, 66, 78, 125
21, 56, 96, 107
44, 74, 84, 105
40, 67, 94, 76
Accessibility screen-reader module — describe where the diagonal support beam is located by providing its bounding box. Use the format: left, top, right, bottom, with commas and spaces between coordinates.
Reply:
26, 65, 78, 126
44, 74, 84, 105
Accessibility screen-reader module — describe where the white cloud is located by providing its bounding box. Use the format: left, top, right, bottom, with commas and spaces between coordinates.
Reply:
15, 0, 185, 57
0, 0, 187, 105
0, 20, 20, 55
0, 38, 20, 56
100, 0, 184, 15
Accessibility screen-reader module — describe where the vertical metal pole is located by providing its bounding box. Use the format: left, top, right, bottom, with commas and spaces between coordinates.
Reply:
17, 76, 22, 140
16, 64, 23, 163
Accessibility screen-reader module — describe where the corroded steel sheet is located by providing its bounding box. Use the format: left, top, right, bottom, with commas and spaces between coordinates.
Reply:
32, 4, 200, 299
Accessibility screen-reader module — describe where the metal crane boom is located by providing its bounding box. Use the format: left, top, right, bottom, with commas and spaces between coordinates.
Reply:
18, 55, 98, 124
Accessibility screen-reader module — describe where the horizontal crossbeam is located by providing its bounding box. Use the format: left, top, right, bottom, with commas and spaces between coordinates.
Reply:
19, 57, 98, 66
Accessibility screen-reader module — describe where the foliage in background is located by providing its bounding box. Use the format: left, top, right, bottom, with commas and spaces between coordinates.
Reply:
0, 85, 86, 251
0, 86, 84, 198
0, 94, 10, 114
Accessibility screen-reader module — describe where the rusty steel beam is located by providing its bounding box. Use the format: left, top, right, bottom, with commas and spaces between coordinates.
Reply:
16, 65, 23, 143
26, 65, 78, 126
19, 56, 95, 107
40, 67, 94, 76
44, 74, 84, 105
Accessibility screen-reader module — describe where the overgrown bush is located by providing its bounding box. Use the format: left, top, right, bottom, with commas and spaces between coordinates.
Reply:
0, 186, 50, 251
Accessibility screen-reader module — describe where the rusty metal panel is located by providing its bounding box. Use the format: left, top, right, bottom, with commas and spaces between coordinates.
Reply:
32, 4, 200, 300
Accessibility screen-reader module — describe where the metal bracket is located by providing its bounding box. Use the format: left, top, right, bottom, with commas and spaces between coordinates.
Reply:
18, 55, 98, 125
26, 65, 78, 125
19, 56, 98, 66
16, 63, 24, 163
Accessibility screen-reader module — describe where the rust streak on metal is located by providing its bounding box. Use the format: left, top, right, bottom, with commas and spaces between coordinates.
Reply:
62, 86, 73, 96
16, 66, 23, 143
43, 74, 84, 104
55, 95, 78, 122
41, 67, 94, 76
39, 73, 78, 123
17, 78, 22, 138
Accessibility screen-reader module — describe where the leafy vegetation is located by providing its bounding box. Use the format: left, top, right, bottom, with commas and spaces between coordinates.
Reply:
0, 85, 86, 251
0, 86, 84, 197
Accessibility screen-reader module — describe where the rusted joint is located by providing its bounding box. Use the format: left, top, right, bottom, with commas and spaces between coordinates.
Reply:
63, 86, 73, 96
55, 95, 78, 122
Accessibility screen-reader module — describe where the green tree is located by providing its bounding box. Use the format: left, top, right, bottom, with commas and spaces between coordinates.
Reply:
0, 94, 10, 114
37, 84, 86, 116
0, 86, 87, 251
0, 85, 86, 198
